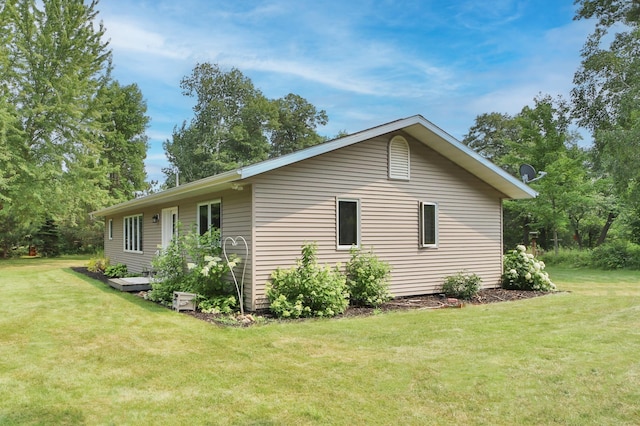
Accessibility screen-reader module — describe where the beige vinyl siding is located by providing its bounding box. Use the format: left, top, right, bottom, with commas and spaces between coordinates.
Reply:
251, 133, 504, 305
104, 208, 161, 273
219, 188, 253, 308
103, 188, 254, 307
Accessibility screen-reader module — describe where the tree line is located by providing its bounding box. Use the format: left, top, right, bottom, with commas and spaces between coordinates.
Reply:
461, 0, 640, 253
1, 0, 639, 256
0, 0, 149, 256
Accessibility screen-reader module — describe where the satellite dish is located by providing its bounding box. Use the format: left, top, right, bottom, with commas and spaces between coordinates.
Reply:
519, 164, 547, 183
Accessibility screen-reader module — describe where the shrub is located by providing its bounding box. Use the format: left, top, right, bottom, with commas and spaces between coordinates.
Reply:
345, 247, 392, 307
104, 263, 128, 278
502, 245, 555, 291
442, 271, 481, 300
591, 240, 640, 270
267, 243, 349, 318
184, 229, 238, 299
147, 236, 188, 304
540, 248, 592, 268
147, 227, 238, 307
87, 255, 109, 273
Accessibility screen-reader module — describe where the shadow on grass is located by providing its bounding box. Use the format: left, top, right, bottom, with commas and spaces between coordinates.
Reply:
64, 268, 171, 314
0, 405, 85, 425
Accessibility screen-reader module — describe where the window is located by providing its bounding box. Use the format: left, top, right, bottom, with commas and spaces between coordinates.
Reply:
388, 135, 410, 180
337, 199, 360, 249
198, 200, 221, 236
420, 202, 438, 248
108, 219, 113, 240
124, 214, 143, 253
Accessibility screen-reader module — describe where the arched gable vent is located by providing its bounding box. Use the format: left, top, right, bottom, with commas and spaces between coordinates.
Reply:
388, 135, 410, 180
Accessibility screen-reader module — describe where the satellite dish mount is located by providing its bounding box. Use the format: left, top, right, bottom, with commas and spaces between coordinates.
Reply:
519, 164, 547, 184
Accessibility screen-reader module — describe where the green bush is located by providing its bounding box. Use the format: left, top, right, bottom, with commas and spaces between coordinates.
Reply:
267, 243, 349, 318
442, 271, 481, 300
147, 236, 188, 305
104, 263, 128, 278
591, 240, 640, 270
345, 247, 392, 307
502, 245, 555, 291
147, 227, 238, 308
87, 255, 109, 273
540, 248, 592, 268
183, 229, 238, 299
197, 295, 238, 314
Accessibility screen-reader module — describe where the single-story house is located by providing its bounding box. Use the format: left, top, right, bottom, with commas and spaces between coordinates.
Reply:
92, 115, 536, 311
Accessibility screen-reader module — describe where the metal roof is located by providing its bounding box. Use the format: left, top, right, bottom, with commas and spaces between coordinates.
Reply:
92, 115, 536, 217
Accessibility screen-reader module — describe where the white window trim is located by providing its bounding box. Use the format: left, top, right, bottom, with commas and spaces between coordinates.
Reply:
419, 201, 439, 248
197, 199, 222, 236
336, 198, 361, 250
161, 206, 179, 249
388, 135, 410, 181
123, 214, 143, 254
108, 219, 113, 240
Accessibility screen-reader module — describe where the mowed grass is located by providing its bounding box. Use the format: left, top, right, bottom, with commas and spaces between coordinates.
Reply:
1, 259, 639, 425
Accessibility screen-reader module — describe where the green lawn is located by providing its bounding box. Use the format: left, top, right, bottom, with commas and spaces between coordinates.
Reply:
1, 258, 639, 425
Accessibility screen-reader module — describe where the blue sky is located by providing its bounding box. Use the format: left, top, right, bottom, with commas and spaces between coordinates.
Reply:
97, 0, 594, 183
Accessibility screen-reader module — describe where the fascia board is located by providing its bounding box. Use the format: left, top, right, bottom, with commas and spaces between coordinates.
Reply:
91, 169, 242, 217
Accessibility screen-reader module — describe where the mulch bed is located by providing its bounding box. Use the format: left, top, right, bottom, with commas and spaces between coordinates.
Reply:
71, 266, 552, 326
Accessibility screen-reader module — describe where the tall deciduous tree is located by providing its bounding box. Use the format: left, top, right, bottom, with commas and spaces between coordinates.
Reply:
269, 93, 328, 157
0, 0, 148, 255
462, 112, 520, 168
573, 0, 640, 133
165, 62, 275, 181
573, 0, 640, 228
97, 80, 150, 201
163, 63, 328, 185
464, 95, 607, 251
2, 0, 113, 226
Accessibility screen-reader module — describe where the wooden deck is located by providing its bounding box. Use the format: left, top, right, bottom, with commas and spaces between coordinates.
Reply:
108, 277, 152, 292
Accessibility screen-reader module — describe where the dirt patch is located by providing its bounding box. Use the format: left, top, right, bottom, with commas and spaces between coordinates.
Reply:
70, 267, 553, 326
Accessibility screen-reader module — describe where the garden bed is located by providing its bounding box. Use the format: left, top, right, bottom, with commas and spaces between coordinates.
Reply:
71, 266, 552, 326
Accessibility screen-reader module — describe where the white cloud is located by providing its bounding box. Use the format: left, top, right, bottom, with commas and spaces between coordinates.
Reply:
105, 19, 190, 60
95, 0, 595, 184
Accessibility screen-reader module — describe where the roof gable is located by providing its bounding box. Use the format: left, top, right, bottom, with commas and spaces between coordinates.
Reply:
92, 115, 535, 217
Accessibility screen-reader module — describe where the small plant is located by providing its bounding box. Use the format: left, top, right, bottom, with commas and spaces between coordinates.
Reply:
104, 263, 128, 278
442, 271, 482, 300
87, 255, 109, 273
267, 243, 349, 318
345, 247, 392, 307
502, 245, 556, 291
197, 295, 238, 314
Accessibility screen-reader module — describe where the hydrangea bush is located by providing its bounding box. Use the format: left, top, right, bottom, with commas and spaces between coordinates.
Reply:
267, 243, 349, 318
442, 271, 482, 300
502, 245, 556, 291
345, 247, 392, 307
148, 227, 239, 310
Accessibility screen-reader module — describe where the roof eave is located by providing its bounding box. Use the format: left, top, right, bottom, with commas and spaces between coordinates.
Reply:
91, 114, 536, 218
91, 169, 242, 217
402, 118, 537, 200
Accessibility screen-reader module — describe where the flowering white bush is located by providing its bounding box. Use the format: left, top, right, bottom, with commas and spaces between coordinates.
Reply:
502, 245, 556, 291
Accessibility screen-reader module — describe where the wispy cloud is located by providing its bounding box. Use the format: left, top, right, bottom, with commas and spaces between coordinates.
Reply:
105, 19, 190, 60
97, 0, 593, 183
